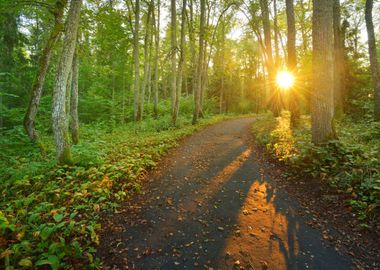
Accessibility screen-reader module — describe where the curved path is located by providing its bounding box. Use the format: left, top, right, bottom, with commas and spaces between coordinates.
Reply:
97, 118, 353, 270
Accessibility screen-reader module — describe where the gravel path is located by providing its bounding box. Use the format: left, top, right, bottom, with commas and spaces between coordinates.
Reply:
97, 118, 354, 270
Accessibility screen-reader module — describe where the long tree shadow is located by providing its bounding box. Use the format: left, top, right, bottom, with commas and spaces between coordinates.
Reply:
98, 123, 353, 269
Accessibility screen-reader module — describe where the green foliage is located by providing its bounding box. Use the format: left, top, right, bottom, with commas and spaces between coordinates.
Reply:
252, 112, 380, 221
0, 114, 236, 269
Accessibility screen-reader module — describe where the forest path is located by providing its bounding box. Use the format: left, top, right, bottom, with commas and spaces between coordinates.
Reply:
97, 118, 353, 270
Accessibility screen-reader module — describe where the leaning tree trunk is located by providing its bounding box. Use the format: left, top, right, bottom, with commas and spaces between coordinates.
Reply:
52, 0, 82, 164
192, 0, 205, 124
286, 0, 300, 126
24, 0, 67, 142
365, 0, 380, 121
133, 0, 141, 121
170, 0, 178, 124
153, 0, 160, 118
311, 0, 336, 144
70, 50, 79, 144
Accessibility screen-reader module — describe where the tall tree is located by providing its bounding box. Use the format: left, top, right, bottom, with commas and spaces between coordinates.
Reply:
133, 0, 141, 121
140, 0, 153, 120
153, 0, 160, 118
52, 0, 82, 164
333, 0, 344, 114
311, 0, 336, 143
174, 0, 187, 124
24, 0, 67, 142
193, 0, 205, 124
365, 0, 380, 121
286, 0, 300, 126
70, 49, 79, 144
171, 0, 178, 124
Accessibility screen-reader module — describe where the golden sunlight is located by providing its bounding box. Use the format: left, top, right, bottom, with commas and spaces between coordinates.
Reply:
276, 71, 295, 90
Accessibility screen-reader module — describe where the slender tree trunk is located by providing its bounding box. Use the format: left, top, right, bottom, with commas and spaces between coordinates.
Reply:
70, 50, 79, 144
333, 0, 344, 115
52, 0, 82, 164
273, 0, 280, 66
219, 18, 225, 114
175, 0, 187, 124
133, 0, 141, 121
140, 1, 153, 121
311, 0, 336, 144
365, 0, 380, 120
153, 0, 160, 118
260, 0, 278, 115
286, 0, 300, 126
193, 0, 205, 124
171, 0, 178, 124
189, 0, 196, 96
24, 0, 67, 142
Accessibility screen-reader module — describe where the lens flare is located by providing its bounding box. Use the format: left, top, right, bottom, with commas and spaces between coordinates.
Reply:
276, 71, 294, 90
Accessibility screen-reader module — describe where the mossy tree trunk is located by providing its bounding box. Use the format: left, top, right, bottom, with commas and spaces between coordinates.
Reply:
24, 0, 67, 142
70, 50, 79, 145
52, 0, 82, 164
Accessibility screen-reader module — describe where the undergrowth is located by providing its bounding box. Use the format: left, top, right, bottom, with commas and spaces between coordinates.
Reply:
252, 112, 380, 225
0, 114, 238, 269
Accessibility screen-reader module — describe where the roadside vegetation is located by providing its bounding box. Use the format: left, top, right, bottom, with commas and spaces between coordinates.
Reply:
252, 111, 380, 224
0, 109, 237, 269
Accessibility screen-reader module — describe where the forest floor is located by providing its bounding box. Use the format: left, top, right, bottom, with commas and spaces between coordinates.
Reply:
97, 118, 379, 270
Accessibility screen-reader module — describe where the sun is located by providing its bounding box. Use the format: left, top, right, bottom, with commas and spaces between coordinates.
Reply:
276, 71, 295, 90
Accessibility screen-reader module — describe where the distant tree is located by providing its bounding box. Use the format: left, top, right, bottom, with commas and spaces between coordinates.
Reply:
24, 0, 67, 142
365, 0, 380, 121
52, 0, 82, 164
133, 0, 141, 121
193, 0, 205, 124
286, 0, 300, 126
311, 0, 336, 143
171, 0, 179, 124
70, 49, 79, 144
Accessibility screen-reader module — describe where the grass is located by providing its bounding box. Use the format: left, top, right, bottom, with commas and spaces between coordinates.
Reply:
0, 113, 241, 269
252, 111, 380, 224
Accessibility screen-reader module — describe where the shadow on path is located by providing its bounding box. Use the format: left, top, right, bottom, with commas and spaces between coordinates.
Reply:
97, 118, 353, 270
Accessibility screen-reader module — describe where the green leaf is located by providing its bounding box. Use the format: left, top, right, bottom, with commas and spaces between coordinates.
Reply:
18, 258, 33, 267
35, 256, 59, 270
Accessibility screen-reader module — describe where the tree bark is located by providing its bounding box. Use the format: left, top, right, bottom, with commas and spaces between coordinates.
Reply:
52, 0, 82, 164
175, 0, 187, 124
259, 0, 278, 115
70, 50, 79, 144
365, 0, 380, 121
286, 0, 300, 126
171, 0, 178, 124
333, 0, 344, 115
311, 0, 336, 144
140, 1, 153, 121
24, 0, 67, 142
153, 0, 160, 118
133, 0, 141, 121
192, 0, 205, 124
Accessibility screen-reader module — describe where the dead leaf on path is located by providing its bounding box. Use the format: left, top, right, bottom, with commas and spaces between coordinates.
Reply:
243, 209, 249, 215
166, 197, 173, 206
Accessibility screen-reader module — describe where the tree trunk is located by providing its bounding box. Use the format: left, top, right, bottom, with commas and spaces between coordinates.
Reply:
133, 0, 141, 121
365, 0, 380, 121
140, 1, 153, 121
259, 0, 278, 115
52, 0, 82, 164
24, 0, 67, 142
153, 0, 160, 118
311, 0, 336, 144
193, 0, 205, 124
333, 0, 344, 115
70, 50, 79, 144
189, 0, 196, 96
286, 0, 300, 126
273, 0, 280, 66
175, 0, 187, 124
171, 0, 178, 124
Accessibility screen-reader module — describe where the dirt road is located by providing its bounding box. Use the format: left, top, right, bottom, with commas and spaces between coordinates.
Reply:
97, 118, 354, 270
